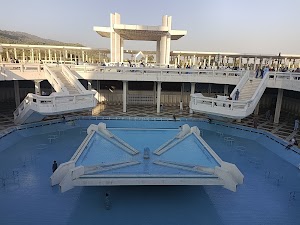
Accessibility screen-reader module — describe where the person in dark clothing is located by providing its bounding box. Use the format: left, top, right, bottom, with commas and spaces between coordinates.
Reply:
173, 114, 176, 121
52, 161, 58, 173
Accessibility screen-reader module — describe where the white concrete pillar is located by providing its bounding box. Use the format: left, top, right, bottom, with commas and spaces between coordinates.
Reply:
153, 82, 157, 104
48, 49, 51, 62
254, 101, 260, 115
14, 80, 20, 107
31, 48, 34, 62
192, 55, 196, 66
54, 51, 57, 62
6, 49, 9, 61
82, 51, 85, 62
59, 51, 62, 62
156, 41, 160, 64
70, 53, 73, 62
88, 80, 92, 90
34, 80, 41, 95
191, 82, 195, 95
208, 55, 211, 66
160, 35, 167, 65
14, 48, 17, 60
156, 82, 161, 113
208, 84, 212, 96
22, 49, 25, 63
123, 81, 127, 113
120, 38, 124, 62
274, 89, 283, 124
254, 57, 257, 70
224, 84, 229, 95
38, 50, 41, 61
238, 56, 242, 68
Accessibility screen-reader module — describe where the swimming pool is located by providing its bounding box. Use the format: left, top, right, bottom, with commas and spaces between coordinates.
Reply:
0, 117, 299, 225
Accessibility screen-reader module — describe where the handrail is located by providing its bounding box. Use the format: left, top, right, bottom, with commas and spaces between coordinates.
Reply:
71, 65, 245, 77
44, 64, 69, 93
230, 71, 250, 98
61, 64, 87, 93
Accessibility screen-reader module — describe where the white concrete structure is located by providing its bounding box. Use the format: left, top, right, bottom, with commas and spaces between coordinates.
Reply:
51, 123, 244, 193
94, 13, 187, 65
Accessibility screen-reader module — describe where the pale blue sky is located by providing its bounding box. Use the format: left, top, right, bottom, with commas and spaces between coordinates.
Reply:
1, 0, 299, 54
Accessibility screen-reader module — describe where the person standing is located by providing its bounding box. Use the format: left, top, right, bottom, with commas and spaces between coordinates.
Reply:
234, 89, 240, 100
52, 160, 58, 173
294, 119, 299, 131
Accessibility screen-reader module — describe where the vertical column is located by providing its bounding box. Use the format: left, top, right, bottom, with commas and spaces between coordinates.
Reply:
59, 51, 62, 62
30, 48, 34, 62
156, 41, 160, 64
122, 81, 127, 113
14, 48, 17, 60
120, 38, 124, 62
192, 55, 196, 66
88, 80, 92, 90
34, 80, 41, 95
6, 49, 9, 61
254, 101, 260, 115
14, 80, 20, 107
238, 56, 242, 68
253, 57, 257, 70
48, 49, 52, 62
208, 84, 212, 96
274, 89, 283, 124
81, 50, 84, 63
224, 84, 229, 95
38, 50, 41, 61
22, 49, 25, 62
208, 55, 211, 67
54, 51, 57, 62
156, 82, 161, 113
153, 82, 157, 104
160, 35, 167, 65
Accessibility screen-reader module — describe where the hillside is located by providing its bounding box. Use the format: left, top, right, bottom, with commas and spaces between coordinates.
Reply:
0, 30, 84, 47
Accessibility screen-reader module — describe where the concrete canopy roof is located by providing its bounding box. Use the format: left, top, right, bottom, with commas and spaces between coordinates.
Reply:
93, 24, 187, 41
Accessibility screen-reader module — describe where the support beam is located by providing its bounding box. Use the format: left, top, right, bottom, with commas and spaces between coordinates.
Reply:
274, 89, 283, 124
123, 81, 127, 113
254, 101, 260, 115
190, 82, 196, 114
156, 82, 162, 113
224, 84, 229, 96
34, 80, 41, 95
14, 80, 20, 107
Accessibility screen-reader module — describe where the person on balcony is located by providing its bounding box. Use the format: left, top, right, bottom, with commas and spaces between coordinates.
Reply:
52, 160, 58, 173
234, 89, 240, 100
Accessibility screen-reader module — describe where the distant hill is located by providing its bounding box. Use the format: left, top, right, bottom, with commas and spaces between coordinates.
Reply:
0, 30, 84, 47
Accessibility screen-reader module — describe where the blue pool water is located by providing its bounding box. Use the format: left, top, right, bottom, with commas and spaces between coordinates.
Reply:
0, 118, 300, 225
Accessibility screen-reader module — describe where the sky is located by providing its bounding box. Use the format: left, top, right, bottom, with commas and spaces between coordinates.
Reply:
1, 0, 300, 55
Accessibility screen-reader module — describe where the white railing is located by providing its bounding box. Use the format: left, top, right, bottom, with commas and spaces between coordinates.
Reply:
44, 64, 69, 93
13, 92, 96, 124
71, 65, 245, 77
190, 72, 270, 119
0, 63, 43, 73
61, 65, 88, 93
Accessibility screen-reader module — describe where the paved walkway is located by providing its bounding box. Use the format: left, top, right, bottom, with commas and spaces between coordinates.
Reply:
0, 101, 298, 141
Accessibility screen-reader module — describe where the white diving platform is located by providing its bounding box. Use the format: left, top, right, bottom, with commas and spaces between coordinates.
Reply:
50, 123, 244, 193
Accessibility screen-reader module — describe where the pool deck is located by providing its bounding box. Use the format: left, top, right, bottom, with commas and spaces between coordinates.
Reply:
0, 102, 299, 142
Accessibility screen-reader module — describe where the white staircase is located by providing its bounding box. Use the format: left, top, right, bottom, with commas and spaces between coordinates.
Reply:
51, 68, 80, 95
190, 71, 269, 120
238, 78, 261, 101
14, 64, 96, 124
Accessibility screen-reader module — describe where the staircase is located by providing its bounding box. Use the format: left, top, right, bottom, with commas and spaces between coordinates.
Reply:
238, 78, 262, 101
190, 71, 269, 120
13, 65, 96, 124
50, 68, 80, 95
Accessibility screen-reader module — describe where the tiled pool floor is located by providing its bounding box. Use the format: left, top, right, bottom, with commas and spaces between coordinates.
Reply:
0, 121, 300, 225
